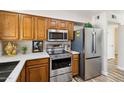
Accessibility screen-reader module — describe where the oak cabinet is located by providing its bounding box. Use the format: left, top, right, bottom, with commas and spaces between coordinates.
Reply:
20, 14, 47, 40
48, 19, 69, 30
48, 19, 58, 29
16, 66, 26, 82
26, 58, 49, 82
0, 11, 74, 41
72, 54, 79, 76
35, 17, 47, 40
58, 20, 68, 29
68, 22, 74, 40
0, 11, 19, 40
20, 14, 34, 40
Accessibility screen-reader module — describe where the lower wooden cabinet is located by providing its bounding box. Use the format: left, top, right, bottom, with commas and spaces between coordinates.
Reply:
26, 58, 49, 82
16, 58, 49, 82
72, 54, 79, 76
16, 66, 26, 82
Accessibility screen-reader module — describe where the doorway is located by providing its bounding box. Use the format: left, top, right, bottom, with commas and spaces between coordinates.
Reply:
107, 22, 119, 72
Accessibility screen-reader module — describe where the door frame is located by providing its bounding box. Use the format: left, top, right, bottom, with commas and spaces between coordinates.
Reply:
105, 22, 120, 76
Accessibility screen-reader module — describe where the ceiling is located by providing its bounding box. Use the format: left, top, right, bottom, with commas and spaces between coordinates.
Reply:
11, 10, 124, 23
69, 10, 124, 17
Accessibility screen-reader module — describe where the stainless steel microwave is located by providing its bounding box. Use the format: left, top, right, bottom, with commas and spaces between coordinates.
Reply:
48, 29, 68, 41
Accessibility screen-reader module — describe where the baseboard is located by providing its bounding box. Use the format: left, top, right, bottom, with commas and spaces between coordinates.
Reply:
117, 66, 124, 71
101, 71, 108, 76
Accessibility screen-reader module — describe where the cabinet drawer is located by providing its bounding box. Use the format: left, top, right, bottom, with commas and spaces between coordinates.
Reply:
73, 59, 79, 62
73, 54, 79, 59
26, 58, 49, 66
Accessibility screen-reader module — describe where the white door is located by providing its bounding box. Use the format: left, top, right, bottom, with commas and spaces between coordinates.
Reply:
107, 25, 115, 59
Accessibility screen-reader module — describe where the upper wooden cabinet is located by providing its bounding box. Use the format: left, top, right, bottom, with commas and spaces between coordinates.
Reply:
58, 20, 68, 29
48, 19, 58, 29
19, 14, 34, 40
47, 19, 68, 30
68, 22, 74, 40
35, 17, 47, 40
0, 11, 19, 40
20, 14, 47, 40
0, 11, 74, 41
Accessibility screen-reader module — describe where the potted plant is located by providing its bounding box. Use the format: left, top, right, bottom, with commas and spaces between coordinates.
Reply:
84, 22, 93, 28
21, 46, 28, 54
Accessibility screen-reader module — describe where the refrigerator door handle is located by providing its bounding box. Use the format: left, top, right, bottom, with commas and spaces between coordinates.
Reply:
92, 32, 94, 53
94, 32, 96, 53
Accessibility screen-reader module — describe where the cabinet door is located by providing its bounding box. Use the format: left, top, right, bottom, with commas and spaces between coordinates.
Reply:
0, 12, 19, 40
20, 14, 34, 40
68, 22, 74, 40
20, 67, 26, 82
72, 54, 79, 76
26, 64, 48, 82
16, 66, 25, 82
16, 74, 21, 82
35, 17, 47, 40
58, 20, 68, 30
48, 19, 58, 29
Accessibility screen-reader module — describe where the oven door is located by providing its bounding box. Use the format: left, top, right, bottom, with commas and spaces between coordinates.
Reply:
50, 57, 71, 77
48, 29, 64, 41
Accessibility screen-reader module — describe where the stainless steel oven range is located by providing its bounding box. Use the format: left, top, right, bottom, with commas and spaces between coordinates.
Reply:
49, 51, 72, 82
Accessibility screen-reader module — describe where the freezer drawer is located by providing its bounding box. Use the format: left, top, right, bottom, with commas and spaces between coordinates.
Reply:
50, 72, 72, 82
85, 57, 101, 80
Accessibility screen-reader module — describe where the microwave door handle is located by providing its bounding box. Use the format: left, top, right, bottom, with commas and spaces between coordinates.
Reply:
63, 32, 65, 40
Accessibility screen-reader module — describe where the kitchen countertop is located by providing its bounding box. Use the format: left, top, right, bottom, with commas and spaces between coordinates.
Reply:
0, 52, 50, 82
66, 50, 80, 55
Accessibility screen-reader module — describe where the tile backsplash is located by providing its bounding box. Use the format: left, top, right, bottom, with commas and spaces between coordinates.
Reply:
0, 40, 71, 56
0, 40, 33, 56
17, 41, 32, 54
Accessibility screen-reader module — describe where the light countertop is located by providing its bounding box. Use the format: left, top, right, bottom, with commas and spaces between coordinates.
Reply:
0, 52, 50, 82
70, 51, 80, 55
66, 50, 80, 55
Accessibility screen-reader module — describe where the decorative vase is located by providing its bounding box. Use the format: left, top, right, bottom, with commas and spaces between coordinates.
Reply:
4, 42, 17, 56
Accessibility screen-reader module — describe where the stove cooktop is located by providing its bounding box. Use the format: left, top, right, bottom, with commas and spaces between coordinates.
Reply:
48, 50, 70, 55
47, 50, 71, 60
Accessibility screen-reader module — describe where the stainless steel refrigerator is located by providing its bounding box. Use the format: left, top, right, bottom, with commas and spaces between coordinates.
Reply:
72, 28, 102, 80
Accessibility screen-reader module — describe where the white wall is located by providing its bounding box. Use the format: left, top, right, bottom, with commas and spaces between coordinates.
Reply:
117, 13, 124, 25
10, 10, 91, 23
117, 25, 124, 70
74, 25, 83, 30
115, 13, 124, 70
107, 24, 116, 59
